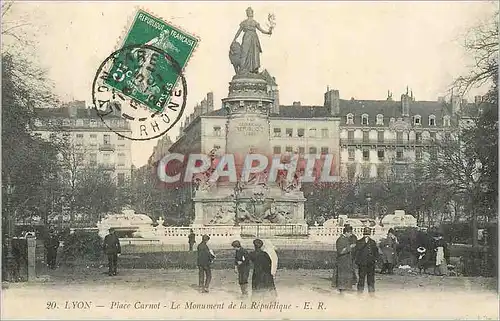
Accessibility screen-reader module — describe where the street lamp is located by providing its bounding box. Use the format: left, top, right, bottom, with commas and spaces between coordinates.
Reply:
5, 177, 16, 282
366, 192, 372, 219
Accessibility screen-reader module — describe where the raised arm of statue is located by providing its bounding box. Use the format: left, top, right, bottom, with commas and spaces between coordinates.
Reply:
256, 23, 272, 35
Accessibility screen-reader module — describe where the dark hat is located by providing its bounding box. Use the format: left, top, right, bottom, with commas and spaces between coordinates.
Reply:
231, 240, 241, 248
343, 225, 353, 233
202, 234, 210, 242
363, 227, 372, 236
253, 238, 264, 249
388, 228, 395, 234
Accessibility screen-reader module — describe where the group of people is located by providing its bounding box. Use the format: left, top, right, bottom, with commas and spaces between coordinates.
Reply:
334, 226, 381, 294
196, 234, 278, 299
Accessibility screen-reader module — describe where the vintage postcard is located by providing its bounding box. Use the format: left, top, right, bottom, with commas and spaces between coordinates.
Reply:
1, 1, 498, 320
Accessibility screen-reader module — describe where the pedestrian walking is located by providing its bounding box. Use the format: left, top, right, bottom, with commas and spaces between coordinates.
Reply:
103, 228, 121, 276
231, 240, 250, 296
45, 229, 60, 269
197, 234, 215, 293
188, 229, 196, 252
335, 225, 356, 293
380, 228, 398, 274
433, 234, 449, 276
249, 239, 277, 300
355, 227, 379, 295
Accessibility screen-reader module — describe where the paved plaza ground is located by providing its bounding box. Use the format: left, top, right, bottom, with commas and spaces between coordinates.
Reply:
2, 267, 498, 320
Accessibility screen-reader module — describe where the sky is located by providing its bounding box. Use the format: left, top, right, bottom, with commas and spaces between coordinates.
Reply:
4, 1, 496, 167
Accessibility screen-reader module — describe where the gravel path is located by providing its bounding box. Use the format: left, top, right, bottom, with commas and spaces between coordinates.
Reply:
2, 267, 498, 320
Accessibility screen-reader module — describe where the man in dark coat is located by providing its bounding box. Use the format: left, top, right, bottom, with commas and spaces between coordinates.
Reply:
249, 238, 277, 300
103, 228, 121, 276
232, 240, 250, 296
197, 234, 215, 293
188, 229, 196, 252
355, 227, 379, 294
45, 229, 60, 269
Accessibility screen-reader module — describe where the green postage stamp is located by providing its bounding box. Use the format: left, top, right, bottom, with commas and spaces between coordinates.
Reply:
105, 9, 199, 112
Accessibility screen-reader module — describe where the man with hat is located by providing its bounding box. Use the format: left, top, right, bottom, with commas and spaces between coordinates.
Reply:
197, 234, 215, 293
103, 228, 121, 276
354, 227, 379, 294
231, 240, 250, 296
249, 238, 277, 300
45, 228, 60, 270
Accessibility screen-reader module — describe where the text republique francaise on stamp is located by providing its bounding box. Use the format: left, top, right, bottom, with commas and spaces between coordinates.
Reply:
92, 9, 199, 141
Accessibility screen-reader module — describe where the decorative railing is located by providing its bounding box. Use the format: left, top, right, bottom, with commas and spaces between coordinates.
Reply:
240, 224, 308, 237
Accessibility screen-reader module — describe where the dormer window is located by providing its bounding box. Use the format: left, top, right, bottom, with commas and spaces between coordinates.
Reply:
429, 115, 436, 126
376, 114, 384, 125
346, 113, 354, 125
361, 114, 369, 125
443, 115, 451, 127
414, 115, 422, 126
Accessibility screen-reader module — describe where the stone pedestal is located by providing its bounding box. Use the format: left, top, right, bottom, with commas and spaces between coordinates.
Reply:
26, 237, 36, 281
193, 73, 306, 230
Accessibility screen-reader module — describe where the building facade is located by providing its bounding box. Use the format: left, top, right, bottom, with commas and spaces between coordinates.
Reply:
32, 101, 133, 185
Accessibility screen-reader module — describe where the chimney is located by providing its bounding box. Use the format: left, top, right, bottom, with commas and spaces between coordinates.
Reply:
292, 101, 301, 107
474, 95, 482, 105
206, 92, 214, 112
401, 93, 410, 117
201, 99, 207, 114
271, 88, 280, 114
451, 95, 461, 114
324, 89, 340, 116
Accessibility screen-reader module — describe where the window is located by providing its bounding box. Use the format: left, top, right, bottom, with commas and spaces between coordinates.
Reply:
273, 128, 281, 137
213, 126, 221, 136
285, 146, 293, 153
415, 132, 422, 142
348, 148, 355, 161
309, 128, 317, 137
320, 147, 329, 154
415, 147, 422, 160
377, 166, 385, 178
298, 147, 305, 154
76, 134, 84, 139
321, 129, 328, 138
444, 132, 451, 141
377, 131, 384, 143
90, 119, 97, 127
49, 133, 57, 140
414, 115, 421, 126
443, 115, 451, 127
362, 149, 369, 161
273, 146, 281, 154
376, 114, 384, 125
396, 149, 404, 160
346, 113, 354, 125
90, 153, 97, 166
286, 128, 293, 137
103, 153, 110, 163
429, 115, 436, 126
347, 165, 356, 180
430, 132, 436, 140
103, 134, 110, 144
117, 135, 124, 140
348, 130, 354, 140
396, 131, 403, 143
377, 149, 385, 161
117, 173, 125, 186
76, 119, 83, 127
362, 131, 369, 142
117, 153, 125, 166
309, 146, 317, 154
362, 166, 370, 178
90, 134, 97, 140
361, 114, 369, 125
297, 128, 305, 137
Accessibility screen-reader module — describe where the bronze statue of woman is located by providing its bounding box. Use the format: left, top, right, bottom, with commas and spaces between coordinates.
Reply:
231, 7, 273, 74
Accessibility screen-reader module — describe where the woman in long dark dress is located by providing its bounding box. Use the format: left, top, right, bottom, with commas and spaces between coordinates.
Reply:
249, 239, 277, 300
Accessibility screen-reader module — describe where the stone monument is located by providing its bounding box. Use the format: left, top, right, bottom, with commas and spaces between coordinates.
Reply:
192, 8, 306, 234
